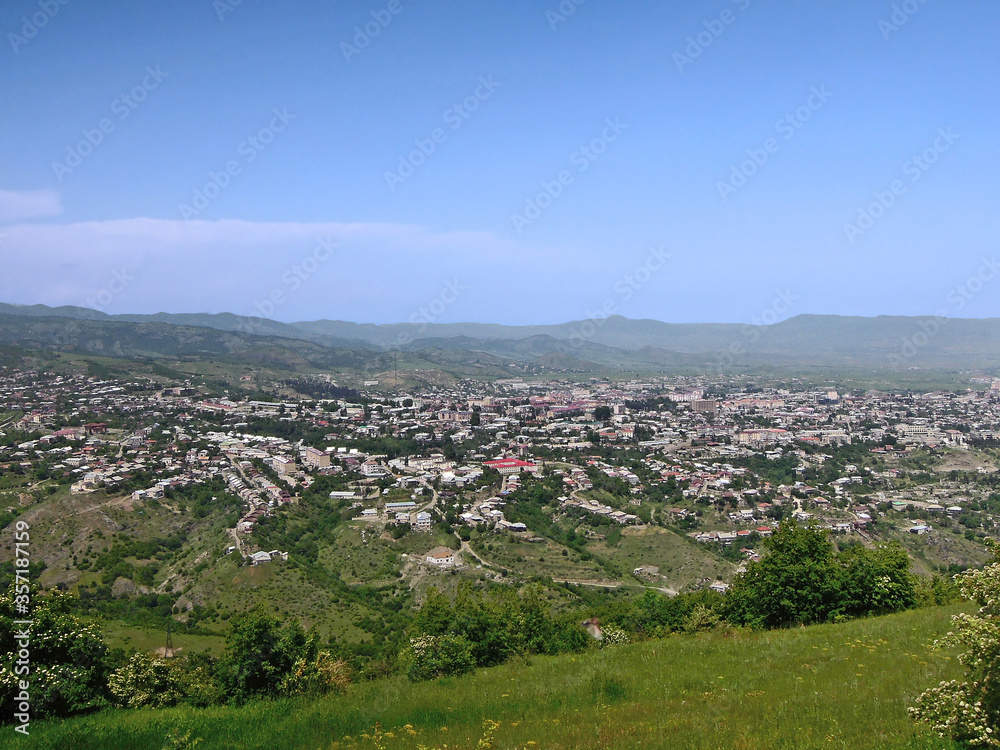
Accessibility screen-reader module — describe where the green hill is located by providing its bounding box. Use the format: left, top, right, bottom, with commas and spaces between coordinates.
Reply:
6, 303, 1000, 373
10, 604, 967, 750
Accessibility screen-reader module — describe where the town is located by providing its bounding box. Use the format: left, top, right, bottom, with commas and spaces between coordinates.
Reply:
3, 367, 1000, 610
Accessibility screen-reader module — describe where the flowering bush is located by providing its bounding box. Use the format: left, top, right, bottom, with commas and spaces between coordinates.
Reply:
602, 627, 630, 646
0, 586, 110, 719
403, 634, 475, 682
910, 549, 1000, 746
108, 652, 187, 708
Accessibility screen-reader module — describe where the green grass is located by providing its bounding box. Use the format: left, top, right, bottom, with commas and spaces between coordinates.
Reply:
473, 534, 608, 582
11, 604, 969, 750
587, 525, 735, 590
98, 620, 226, 656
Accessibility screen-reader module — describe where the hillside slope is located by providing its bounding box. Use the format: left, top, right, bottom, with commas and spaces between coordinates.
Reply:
11, 604, 967, 750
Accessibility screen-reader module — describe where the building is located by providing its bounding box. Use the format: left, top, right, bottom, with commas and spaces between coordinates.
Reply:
425, 547, 455, 567
415, 511, 433, 531
483, 458, 539, 476
268, 455, 296, 475
300, 446, 330, 468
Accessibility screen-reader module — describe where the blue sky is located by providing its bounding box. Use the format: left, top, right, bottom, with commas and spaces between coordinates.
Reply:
1, 0, 998, 325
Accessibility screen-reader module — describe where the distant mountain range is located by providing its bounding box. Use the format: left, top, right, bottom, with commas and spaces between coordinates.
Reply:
0, 302, 998, 373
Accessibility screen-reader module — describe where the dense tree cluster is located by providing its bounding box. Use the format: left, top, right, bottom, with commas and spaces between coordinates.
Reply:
724, 523, 919, 628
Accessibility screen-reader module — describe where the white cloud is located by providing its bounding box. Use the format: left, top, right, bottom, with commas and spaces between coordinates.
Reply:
0, 217, 549, 321
0, 190, 63, 223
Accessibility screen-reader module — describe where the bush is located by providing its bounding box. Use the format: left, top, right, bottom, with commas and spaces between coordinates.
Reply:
725, 523, 917, 629
404, 634, 475, 681
108, 652, 186, 708
911, 548, 1000, 746
725, 523, 843, 629
0, 586, 110, 720
280, 651, 351, 696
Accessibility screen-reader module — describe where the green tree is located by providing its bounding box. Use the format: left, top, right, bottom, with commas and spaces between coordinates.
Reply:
216, 605, 306, 703
725, 523, 843, 629
838, 542, 915, 617
414, 587, 453, 636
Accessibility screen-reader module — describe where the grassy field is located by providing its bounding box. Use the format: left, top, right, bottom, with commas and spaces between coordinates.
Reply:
9, 604, 969, 750
98, 620, 226, 656
587, 525, 736, 590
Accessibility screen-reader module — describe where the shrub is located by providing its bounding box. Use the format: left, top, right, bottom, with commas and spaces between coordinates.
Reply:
404, 634, 476, 681
108, 652, 186, 708
911, 549, 1000, 746
602, 626, 629, 646
0, 586, 110, 720
280, 651, 351, 696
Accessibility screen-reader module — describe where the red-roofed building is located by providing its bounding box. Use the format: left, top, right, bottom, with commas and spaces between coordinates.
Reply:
483, 458, 539, 476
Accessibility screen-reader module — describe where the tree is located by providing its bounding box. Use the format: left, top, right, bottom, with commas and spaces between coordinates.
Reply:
838, 542, 915, 617
594, 406, 612, 422
216, 606, 304, 703
414, 587, 453, 636
911, 546, 1000, 746
725, 523, 842, 628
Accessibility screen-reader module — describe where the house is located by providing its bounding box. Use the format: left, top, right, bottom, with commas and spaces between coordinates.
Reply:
425, 547, 455, 567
